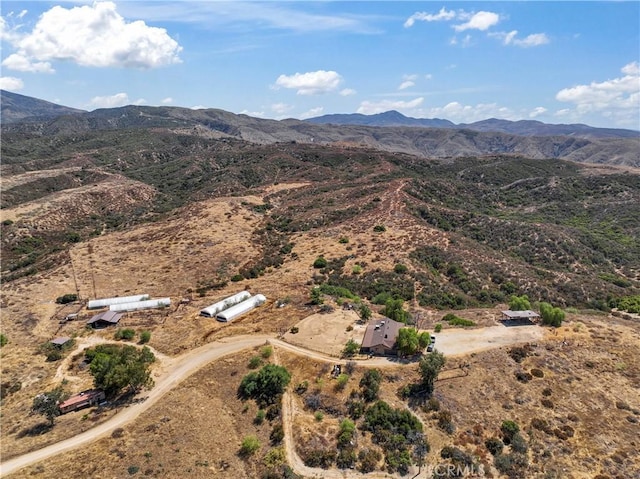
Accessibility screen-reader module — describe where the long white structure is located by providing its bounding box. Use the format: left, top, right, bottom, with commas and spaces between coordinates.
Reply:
200, 291, 251, 318
216, 294, 266, 322
87, 294, 149, 310
110, 298, 171, 312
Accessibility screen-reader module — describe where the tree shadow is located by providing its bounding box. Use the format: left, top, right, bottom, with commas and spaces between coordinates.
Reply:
17, 421, 53, 438
500, 318, 535, 327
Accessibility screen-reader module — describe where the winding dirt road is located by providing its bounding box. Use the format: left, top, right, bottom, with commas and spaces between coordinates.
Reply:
1, 326, 543, 477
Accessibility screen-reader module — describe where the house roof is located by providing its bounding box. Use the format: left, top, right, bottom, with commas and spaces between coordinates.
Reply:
361, 318, 403, 350
501, 310, 540, 319
50, 337, 71, 346
58, 390, 104, 409
87, 310, 123, 325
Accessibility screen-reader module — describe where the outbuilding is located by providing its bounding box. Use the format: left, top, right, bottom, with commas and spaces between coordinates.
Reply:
87, 294, 149, 310
87, 310, 123, 329
50, 337, 72, 347
501, 310, 540, 322
58, 389, 106, 414
201, 291, 251, 318
110, 298, 171, 312
216, 294, 266, 322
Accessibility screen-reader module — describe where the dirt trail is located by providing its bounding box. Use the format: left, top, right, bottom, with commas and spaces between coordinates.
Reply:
1, 327, 543, 477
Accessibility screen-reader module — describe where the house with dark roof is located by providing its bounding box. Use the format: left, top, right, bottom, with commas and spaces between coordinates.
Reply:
360, 318, 403, 356
87, 310, 123, 329
501, 310, 540, 322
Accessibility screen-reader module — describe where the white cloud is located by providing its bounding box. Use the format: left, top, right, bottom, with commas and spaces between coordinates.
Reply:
398, 81, 415, 90
419, 102, 516, 123
3, 2, 182, 70
454, 11, 500, 32
339, 88, 356, 96
191, 105, 207, 110
529, 107, 547, 118
2, 53, 54, 73
404, 8, 456, 28
0, 76, 24, 90
161, 97, 173, 104
491, 30, 550, 47
274, 70, 343, 95
300, 107, 324, 119
239, 109, 265, 117
357, 97, 424, 115
89, 92, 130, 109
271, 102, 293, 115
555, 62, 640, 126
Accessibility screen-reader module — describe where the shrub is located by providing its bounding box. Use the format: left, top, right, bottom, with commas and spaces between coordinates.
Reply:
0, 334, 7, 348
425, 397, 440, 412
302, 448, 335, 468
339, 237, 349, 244
510, 433, 528, 453
335, 373, 349, 391
539, 302, 565, 327
541, 398, 554, 408
437, 410, 455, 434
55, 294, 78, 304
434, 323, 443, 333
394, 264, 408, 274
127, 466, 140, 475
139, 331, 151, 344
500, 420, 520, 445
294, 381, 308, 395
336, 449, 357, 469
515, 371, 532, 383
231, 274, 244, 282
270, 424, 284, 445
352, 264, 362, 275
342, 339, 360, 357
530, 368, 544, 378
263, 447, 286, 468
358, 448, 382, 473
360, 369, 382, 402
347, 399, 365, 419
485, 437, 504, 456
313, 256, 328, 268
238, 364, 291, 407
115, 329, 136, 341
509, 295, 531, 311
248, 356, 262, 369
260, 345, 273, 359
289, 326, 299, 334
373, 225, 386, 232
240, 435, 260, 456
254, 409, 266, 425
448, 316, 476, 327
314, 411, 324, 422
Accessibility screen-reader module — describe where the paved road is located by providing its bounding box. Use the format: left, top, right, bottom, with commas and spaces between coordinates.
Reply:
0, 325, 544, 477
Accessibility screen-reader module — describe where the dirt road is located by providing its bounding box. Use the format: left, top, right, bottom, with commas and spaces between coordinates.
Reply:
1, 325, 543, 477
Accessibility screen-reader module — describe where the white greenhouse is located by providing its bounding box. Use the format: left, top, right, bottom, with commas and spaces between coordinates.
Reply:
200, 291, 251, 318
87, 294, 150, 310
109, 298, 171, 312
216, 294, 266, 322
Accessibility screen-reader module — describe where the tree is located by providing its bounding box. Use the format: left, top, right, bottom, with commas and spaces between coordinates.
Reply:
139, 330, 151, 344
313, 256, 327, 268
342, 339, 360, 357
381, 298, 409, 323
396, 328, 420, 356
359, 369, 382, 402
500, 420, 520, 445
358, 303, 372, 322
88, 344, 155, 396
238, 364, 291, 407
32, 387, 67, 426
509, 295, 531, 311
418, 350, 446, 396
418, 332, 431, 349
539, 302, 565, 327
310, 287, 324, 305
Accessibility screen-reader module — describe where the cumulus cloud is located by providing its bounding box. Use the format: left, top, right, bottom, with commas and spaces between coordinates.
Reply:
398, 80, 415, 90
357, 97, 424, 115
529, 107, 547, 118
161, 97, 173, 104
555, 62, 640, 125
2, 53, 54, 73
0, 76, 24, 91
492, 30, 550, 47
404, 7, 456, 27
2, 2, 181, 71
89, 92, 131, 109
419, 102, 516, 123
453, 11, 500, 32
274, 70, 343, 95
340, 88, 356, 96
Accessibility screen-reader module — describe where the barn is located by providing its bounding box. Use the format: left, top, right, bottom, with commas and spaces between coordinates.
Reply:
201, 291, 251, 318
87, 310, 123, 329
216, 294, 266, 322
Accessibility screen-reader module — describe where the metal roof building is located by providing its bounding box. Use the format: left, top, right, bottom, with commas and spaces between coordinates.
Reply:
87, 310, 123, 328
216, 294, 266, 322
110, 298, 171, 312
201, 291, 251, 318
87, 294, 149, 310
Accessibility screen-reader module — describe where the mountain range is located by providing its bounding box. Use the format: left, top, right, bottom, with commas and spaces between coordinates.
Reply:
1, 90, 639, 167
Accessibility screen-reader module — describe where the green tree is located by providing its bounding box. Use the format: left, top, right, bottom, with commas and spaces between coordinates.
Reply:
418, 350, 446, 396
509, 295, 531, 311
342, 339, 360, 357
310, 287, 324, 305
539, 302, 565, 327
313, 256, 328, 268
418, 332, 431, 349
396, 328, 420, 356
32, 387, 67, 426
358, 303, 372, 322
88, 345, 155, 396
238, 364, 291, 407
500, 420, 520, 445
139, 330, 151, 344
381, 298, 409, 323
359, 369, 382, 402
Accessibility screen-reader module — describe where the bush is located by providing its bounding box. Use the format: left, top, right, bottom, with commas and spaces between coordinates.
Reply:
55, 294, 78, 304
313, 256, 328, 268
360, 369, 382, 402
294, 381, 308, 394
500, 420, 520, 445
530, 368, 544, 378
339, 237, 349, 244
437, 410, 455, 434
358, 448, 382, 473
485, 437, 504, 456
231, 274, 244, 282
289, 326, 299, 334
448, 316, 476, 327
260, 345, 273, 359
394, 264, 408, 274
342, 339, 360, 357
373, 225, 386, 232
335, 373, 349, 391
139, 331, 151, 344
434, 323, 443, 333
254, 409, 266, 425
509, 295, 531, 311
352, 265, 362, 275
270, 424, 284, 445
127, 466, 140, 475
314, 411, 324, 422
539, 302, 565, 327
0, 334, 7, 348
248, 356, 262, 369
115, 329, 136, 341
510, 433, 528, 453
238, 364, 291, 407
240, 435, 260, 456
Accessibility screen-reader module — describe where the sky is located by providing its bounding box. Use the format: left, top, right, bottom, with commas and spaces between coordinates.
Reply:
1, 1, 639, 129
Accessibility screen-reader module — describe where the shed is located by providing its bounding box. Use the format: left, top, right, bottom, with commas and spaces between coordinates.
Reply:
216, 294, 266, 322
50, 337, 71, 347
201, 291, 251, 318
87, 294, 149, 310
501, 310, 540, 321
87, 310, 123, 328
110, 298, 171, 312
58, 389, 106, 414
360, 318, 403, 356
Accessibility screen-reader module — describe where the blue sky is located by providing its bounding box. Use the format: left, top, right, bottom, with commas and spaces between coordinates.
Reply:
1, 1, 639, 129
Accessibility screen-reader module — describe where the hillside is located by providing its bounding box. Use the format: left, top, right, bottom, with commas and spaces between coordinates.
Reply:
0, 90, 85, 123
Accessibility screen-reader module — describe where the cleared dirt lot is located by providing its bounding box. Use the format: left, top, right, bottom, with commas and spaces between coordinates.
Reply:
432, 323, 545, 356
